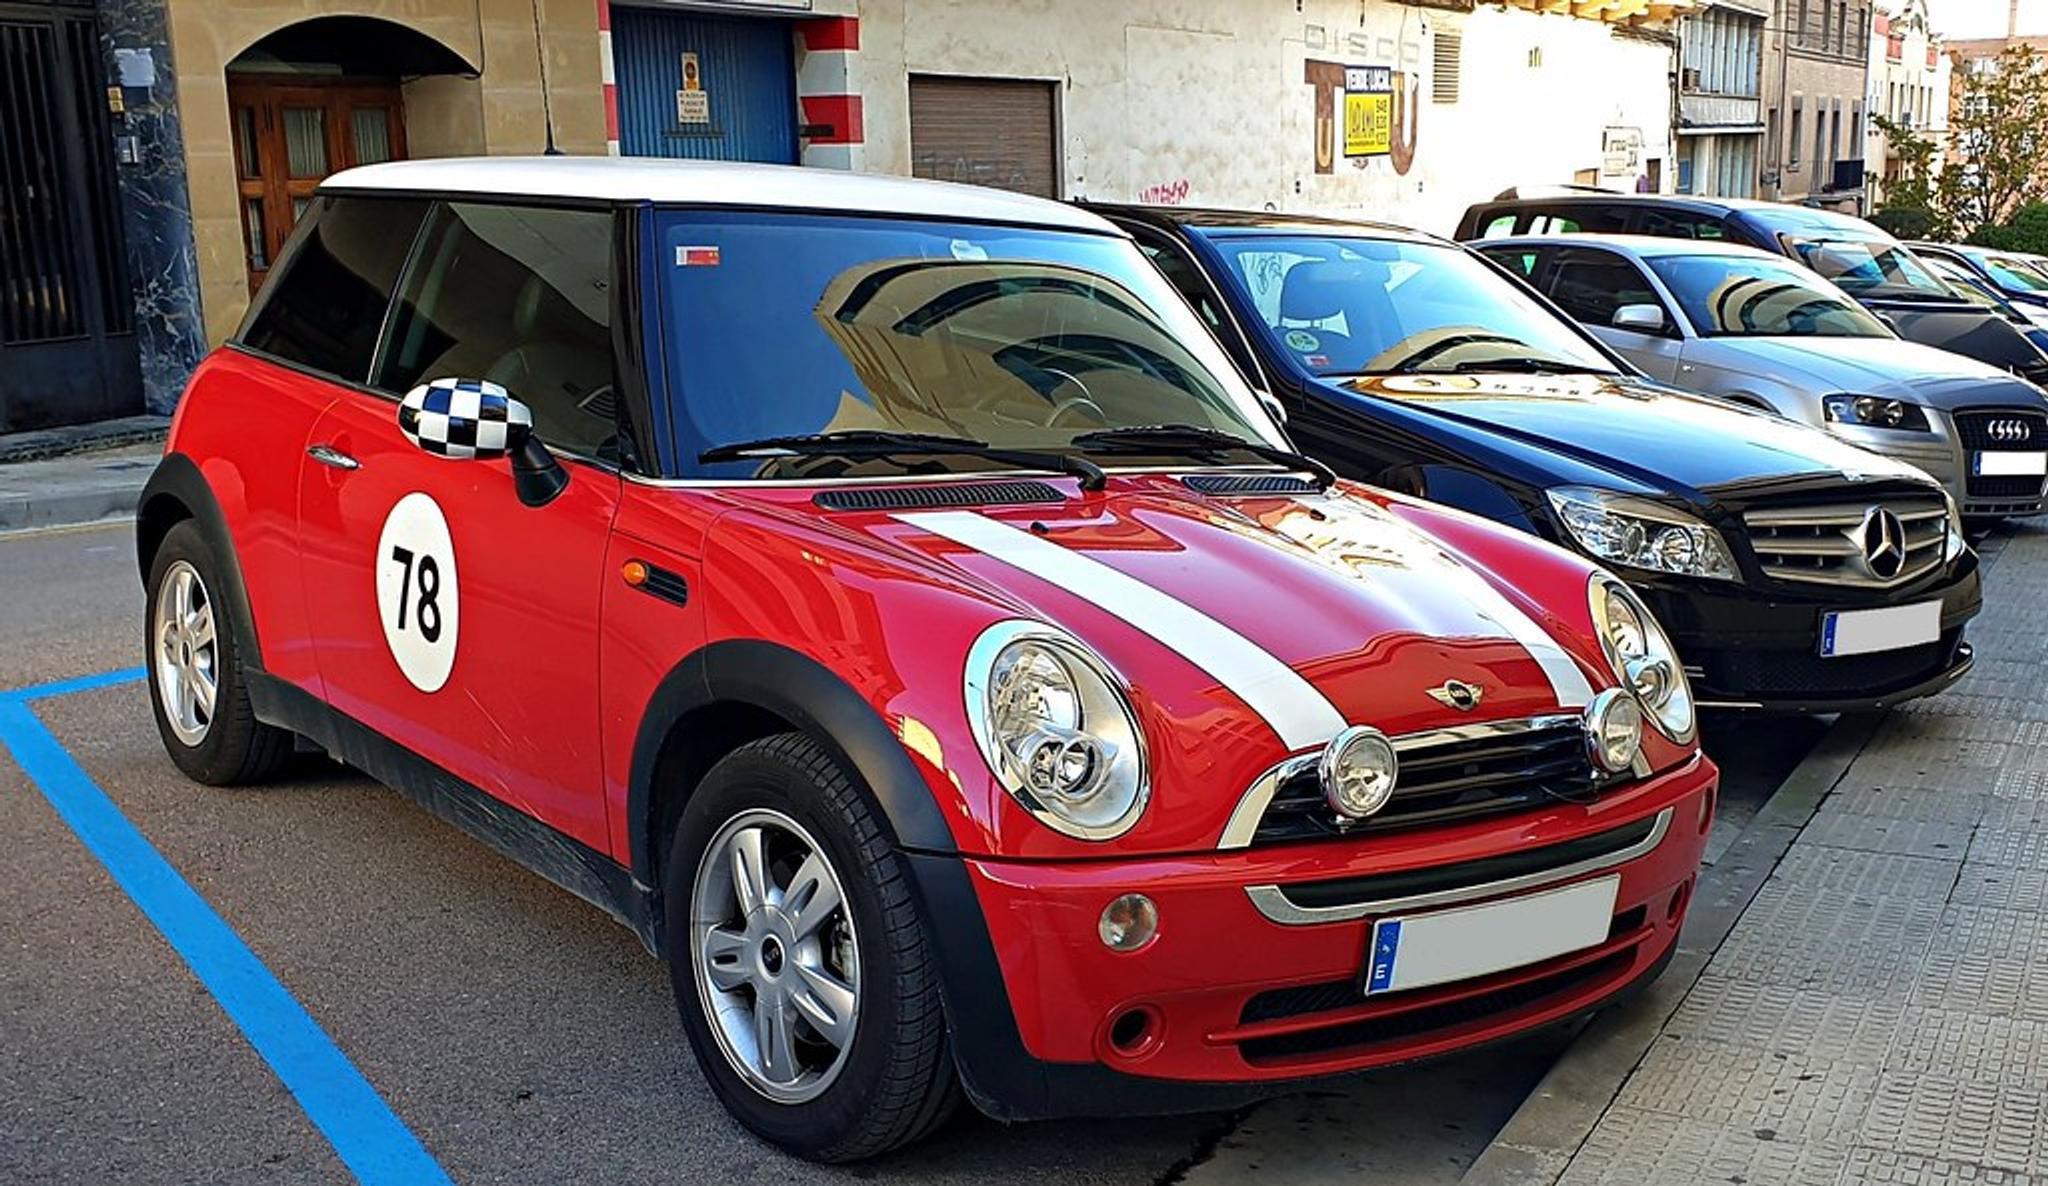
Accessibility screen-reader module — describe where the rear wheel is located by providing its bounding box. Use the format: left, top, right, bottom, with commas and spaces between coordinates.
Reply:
665, 733, 959, 1161
144, 521, 294, 784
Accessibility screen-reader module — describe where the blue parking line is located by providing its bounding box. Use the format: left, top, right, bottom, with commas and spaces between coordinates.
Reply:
0, 672, 453, 1186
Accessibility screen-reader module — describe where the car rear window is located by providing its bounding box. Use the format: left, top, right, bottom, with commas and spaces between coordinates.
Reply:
239, 196, 428, 382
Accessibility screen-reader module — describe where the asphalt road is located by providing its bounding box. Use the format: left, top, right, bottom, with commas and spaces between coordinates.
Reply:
0, 520, 1820, 1185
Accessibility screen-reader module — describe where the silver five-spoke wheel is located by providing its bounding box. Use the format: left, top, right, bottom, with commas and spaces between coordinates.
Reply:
153, 560, 218, 747
691, 807, 860, 1105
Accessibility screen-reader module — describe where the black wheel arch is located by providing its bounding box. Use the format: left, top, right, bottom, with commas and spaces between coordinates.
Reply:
136, 452, 264, 669
628, 639, 960, 900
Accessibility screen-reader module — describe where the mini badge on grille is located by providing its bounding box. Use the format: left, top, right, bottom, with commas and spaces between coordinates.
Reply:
1427, 680, 1485, 711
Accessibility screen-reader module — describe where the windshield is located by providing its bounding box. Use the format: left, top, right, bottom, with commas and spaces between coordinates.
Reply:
1972, 251, 2048, 294
1923, 256, 2012, 311
1780, 235, 1953, 299
1200, 232, 1618, 378
1645, 254, 1891, 338
657, 212, 1283, 479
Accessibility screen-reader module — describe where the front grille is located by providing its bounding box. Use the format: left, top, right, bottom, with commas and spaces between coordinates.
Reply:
1237, 948, 1636, 1062
1277, 815, 1662, 912
1247, 716, 1611, 846
1705, 629, 1962, 698
1953, 408, 2048, 451
1742, 495, 1948, 588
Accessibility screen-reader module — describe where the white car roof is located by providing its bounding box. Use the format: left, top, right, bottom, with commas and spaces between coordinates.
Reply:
320, 156, 1118, 234
1478, 232, 1787, 263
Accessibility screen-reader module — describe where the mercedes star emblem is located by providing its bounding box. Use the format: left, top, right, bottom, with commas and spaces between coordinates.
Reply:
1860, 506, 1907, 580
1427, 679, 1485, 711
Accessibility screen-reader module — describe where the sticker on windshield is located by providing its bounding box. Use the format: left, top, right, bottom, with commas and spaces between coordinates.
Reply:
676, 245, 721, 267
1285, 329, 1321, 352
376, 492, 459, 694
950, 239, 989, 262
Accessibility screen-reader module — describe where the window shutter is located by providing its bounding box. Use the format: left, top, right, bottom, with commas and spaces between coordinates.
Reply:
1433, 30, 1462, 105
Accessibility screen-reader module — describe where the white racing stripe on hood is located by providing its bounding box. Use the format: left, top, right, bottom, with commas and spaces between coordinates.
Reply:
1274, 497, 1595, 709
897, 510, 1347, 751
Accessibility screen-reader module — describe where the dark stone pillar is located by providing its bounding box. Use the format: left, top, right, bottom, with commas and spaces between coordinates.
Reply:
97, 0, 205, 413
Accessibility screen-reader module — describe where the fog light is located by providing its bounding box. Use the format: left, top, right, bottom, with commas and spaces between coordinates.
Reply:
1584, 688, 1644, 773
1099, 893, 1159, 952
1320, 725, 1400, 820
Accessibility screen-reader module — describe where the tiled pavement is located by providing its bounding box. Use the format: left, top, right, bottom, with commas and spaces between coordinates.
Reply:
1556, 523, 2048, 1186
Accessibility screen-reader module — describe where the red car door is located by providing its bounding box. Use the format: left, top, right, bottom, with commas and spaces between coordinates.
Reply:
296, 200, 627, 851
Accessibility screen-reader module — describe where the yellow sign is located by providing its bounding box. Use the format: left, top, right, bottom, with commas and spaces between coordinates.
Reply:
1343, 66, 1394, 158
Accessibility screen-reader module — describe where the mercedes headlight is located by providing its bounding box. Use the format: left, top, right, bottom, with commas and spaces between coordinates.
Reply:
1942, 490, 1968, 562
965, 622, 1149, 840
1822, 394, 1933, 432
1589, 575, 1695, 744
1547, 487, 1740, 582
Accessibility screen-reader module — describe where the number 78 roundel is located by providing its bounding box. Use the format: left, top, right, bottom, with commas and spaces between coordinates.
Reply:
375, 492, 461, 693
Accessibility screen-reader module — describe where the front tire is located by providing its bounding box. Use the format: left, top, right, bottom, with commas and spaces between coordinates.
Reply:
144, 520, 294, 785
665, 733, 959, 1161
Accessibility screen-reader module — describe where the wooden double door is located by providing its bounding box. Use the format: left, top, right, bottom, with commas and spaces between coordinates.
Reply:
228, 78, 406, 294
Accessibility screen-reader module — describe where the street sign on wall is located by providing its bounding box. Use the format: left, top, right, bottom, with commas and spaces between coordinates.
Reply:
1344, 65, 1393, 157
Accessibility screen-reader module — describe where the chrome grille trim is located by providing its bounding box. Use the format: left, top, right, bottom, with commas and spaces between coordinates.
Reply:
1743, 495, 1949, 589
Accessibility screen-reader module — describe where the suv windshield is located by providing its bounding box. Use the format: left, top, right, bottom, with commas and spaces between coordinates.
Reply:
657, 211, 1282, 479
1200, 232, 1618, 378
1969, 250, 2048, 294
1645, 254, 1891, 338
1779, 235, 1953, 300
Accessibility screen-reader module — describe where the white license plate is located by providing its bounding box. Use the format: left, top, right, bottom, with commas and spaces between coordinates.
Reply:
1364, 876, 1619, 996
1820, 600, 1942, 657
1974, 450, 2048, 477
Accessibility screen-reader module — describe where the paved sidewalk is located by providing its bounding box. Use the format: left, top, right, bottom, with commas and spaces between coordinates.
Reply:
1538, 522, 2048, 1185
0, 443, 160, 533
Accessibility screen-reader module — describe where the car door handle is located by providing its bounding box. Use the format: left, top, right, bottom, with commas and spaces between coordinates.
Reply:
306, 444, 360, 471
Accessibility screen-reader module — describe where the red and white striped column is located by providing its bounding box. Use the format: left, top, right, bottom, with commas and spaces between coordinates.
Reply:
795, 16, 863, 171
596, 0, 620, 155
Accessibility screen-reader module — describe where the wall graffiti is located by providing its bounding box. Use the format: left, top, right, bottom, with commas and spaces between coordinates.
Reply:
1138, 178, 1192, 204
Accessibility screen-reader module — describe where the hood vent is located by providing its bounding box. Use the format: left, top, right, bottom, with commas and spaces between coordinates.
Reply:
813, 481, 1064, 512
1183, 473, 1322, 496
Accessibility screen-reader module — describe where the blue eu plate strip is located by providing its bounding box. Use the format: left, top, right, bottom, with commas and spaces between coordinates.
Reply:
0, 672, 452, 1186
1820, 613, 1839, 657
1367, 919, 1403, 994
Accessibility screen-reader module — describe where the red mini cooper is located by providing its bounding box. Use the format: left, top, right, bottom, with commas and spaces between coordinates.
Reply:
140, 158, 1718, 1160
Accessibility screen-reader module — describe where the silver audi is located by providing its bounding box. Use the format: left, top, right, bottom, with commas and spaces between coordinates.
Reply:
1477, 234, 2048, 519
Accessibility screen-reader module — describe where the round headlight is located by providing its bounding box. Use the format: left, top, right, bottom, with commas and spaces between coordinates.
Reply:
1585, 688, 1645, 773
966, 622, 1149, 840
1588, 576, 1695, 744
1319, 726, 1399, 820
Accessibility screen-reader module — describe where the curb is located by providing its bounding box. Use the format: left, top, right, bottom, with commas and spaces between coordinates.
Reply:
0, 447, 158, 534
0, 415, 169, 465
1456, 712, 1880, 1186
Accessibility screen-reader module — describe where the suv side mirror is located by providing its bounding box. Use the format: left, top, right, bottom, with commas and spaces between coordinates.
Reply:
1611, 304, 1667, 332
398, 377, 568, 507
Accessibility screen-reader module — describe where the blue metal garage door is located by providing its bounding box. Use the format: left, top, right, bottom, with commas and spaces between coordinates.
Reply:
611, 6, 797, 163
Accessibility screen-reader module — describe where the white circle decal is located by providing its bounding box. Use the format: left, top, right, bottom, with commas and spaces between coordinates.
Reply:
375, 492, 460, 693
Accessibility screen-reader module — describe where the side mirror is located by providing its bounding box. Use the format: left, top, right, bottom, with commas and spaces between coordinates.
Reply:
1255, 388, 1289, 425
1611, 304, 1667, 332
399, 378, 568, 507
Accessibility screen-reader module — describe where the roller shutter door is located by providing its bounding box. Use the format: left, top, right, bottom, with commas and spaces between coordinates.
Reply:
908, 75, 1058, 198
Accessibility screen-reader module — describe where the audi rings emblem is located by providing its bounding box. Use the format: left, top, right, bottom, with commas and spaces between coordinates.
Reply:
1860, 507, 1907, 580
1987, 418, 2033, 443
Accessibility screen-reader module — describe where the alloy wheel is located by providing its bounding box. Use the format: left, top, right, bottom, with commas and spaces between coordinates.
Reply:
153, 560, 218, 747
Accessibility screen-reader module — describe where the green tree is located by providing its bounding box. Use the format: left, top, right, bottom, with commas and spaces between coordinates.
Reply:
1969, 202, 2048, 253
1936, 45, 2048, 235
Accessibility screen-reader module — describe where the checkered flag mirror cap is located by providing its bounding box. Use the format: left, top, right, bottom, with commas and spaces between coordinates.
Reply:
398, 377, 533, 461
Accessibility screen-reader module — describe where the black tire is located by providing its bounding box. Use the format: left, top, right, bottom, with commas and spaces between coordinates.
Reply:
665, 732, 961, 1161
144, 520, 294, 785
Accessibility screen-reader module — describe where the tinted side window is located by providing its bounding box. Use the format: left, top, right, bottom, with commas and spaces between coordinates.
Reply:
375, 203, 618, 458
1482, 248, 1542, 278
1547, 250, 1661, 327
240, 196, 428, 381
1635, 208, 1725, 240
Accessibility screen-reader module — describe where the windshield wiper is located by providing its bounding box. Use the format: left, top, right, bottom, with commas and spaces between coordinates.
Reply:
1446, 356, 1610, 375
1069, 425, 1336, 490
699, 429, 1108, 489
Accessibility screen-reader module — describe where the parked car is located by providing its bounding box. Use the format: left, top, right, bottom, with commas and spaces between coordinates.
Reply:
1910, 241, 2048, 330
1472, 234, 2048, 519
1455, 193, 2048, 386
1918, 251, 2048, 356
1089, 202, 1980, 713
140, 157, 1718, 1160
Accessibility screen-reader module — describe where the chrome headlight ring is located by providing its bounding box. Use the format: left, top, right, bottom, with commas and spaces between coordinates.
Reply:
964, 620, 1151, 841
1587, 574, 1696, 746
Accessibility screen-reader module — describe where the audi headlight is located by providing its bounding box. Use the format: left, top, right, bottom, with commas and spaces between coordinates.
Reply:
965, 621, 1149, 840
1822, 394, 1933, 432
1943, 490, 1968, 562
1589, 575, 1695, 744
1547, 487, 1739, 582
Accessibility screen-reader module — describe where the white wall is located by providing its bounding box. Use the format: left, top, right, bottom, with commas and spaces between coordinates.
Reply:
852, 0, 1676, 236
